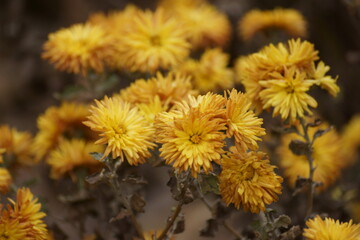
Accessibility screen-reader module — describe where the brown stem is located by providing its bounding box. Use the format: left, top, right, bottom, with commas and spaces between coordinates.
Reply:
299, 119, 316, 218
157, 202, 184, 240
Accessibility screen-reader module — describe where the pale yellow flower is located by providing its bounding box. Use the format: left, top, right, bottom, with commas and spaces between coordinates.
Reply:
304, 215, 360, 240
84, 96, 156, 164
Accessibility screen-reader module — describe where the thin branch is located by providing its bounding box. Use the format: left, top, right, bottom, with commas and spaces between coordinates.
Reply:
223, 221, 243, 240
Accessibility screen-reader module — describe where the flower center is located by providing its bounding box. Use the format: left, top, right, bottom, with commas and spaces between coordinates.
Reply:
243, 168, 255, 181
150, 35, 162, 46
190, 135, 201, 144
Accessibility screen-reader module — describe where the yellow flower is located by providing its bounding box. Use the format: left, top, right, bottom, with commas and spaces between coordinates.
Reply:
303, 215, 360, 240
0, 167, 12, 194
278, 122, 344, 190
0, 125, 34, 165
116, 8, 190, 73
239, 8, 307, 41
341, 114, 360, 164
84, 96, 156, 164
176, 48, 234, 93
42, 23, 115, 75
119, 71, 195, 108
313, 61, 340, 97
32, 102, 91, 161
155, 106, 226, 177
219, 149, 283, 213
259, 68, 318, 122
225, 89, 265, 152
160, 1, 231, 49
47, 139, 103, 179
137, 96, 167, 123
3, 188, 48, 240
0, 216, 26, 240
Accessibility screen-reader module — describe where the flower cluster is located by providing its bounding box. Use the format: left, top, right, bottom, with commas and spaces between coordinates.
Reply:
0, 188, 48, 240
239, 8, 307, 41
236, 38, 340, 122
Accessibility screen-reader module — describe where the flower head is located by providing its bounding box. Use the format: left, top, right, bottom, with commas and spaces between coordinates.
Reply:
0, 216, 26, 240
42, 23, 115, 75
278, 122, 344, 190
156, 107, 226, 177
84, 96, 156, 164
116, 8, 190, 73
0, 188, 48, 240
259, 67, 318, 122
119, 71, 195, 108
160, 1, 231, 49
32, 102, 92, 161
225, 89, 266, 152
0, 125, 34, 165
239, 8, 307, 41
0, 167, 12, 194
47, 139, 103, 179
303, 216, 360, 240
176, 48, 234, 93
219, 149, 283, 213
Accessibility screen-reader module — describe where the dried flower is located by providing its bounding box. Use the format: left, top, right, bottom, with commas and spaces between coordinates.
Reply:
239, 8, 307, 41
219, 149, 283, 213
303, 215, 360, 240
84, 96, 156, 164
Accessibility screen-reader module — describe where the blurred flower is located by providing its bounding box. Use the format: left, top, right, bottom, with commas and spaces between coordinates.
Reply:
278, 122, 344, 190
119, 71, 195, 108
0, 188, 48, 240
42, 23, 115, 75
47, 139, 103, 180
84, 96, 156, 164
156, 107, 226, 177
259, 67, 317, 122
239, 8, 307, 41
225, 89, 265, 152
116, 8, 190, 73
176, 48, 234, 93
219, 149, 283, 213
0, 148, 5, 163
235, 39, 339, 118
160, 0, 231, 49
32, 102, 91, 161
303, 215, 360, 240
0, 167, 12, 194
341, 114, 360, 164
0, 125, 34, 165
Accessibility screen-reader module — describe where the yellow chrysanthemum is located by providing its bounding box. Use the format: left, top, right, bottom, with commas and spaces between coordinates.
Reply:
0, 167, 12, 194
160, 1, 231, 49
176, 48, 234, 93
303, 215, 360, 240
84, 96, 156, 164
219, 149, 283, 213
278, 123, 344, 190
0, 125, 34, 165
155, 106, 226, 177
137, 96, 167, 123
0, 217, 26, 240
259, 67, 318, 122
119, 71, 195, 107
341, 114, 360, 164
239, 8, 307, 41
32, 102, 92, 161
116, 8, 190, 73
225, 89, 266, 152
47, 139, 103, 179
235, 39, 339, 115
42, 23, 115, 75
2, 188, 48, 240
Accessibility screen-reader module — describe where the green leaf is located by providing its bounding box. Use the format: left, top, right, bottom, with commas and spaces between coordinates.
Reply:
199, 173, 220, 195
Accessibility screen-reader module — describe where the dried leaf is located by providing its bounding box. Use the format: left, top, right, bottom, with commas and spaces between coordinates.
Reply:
280, 226, 301, 240
90, 152, 105, 161
198, 173, 220, 195
273, 215, 291, 229
289, 140, 309, 156
109, 209, 131, 223
173, 214, 185, 234
130, 193, 146, 213
200, 219, 218, 237
307, 119, 322, 128
312, 127, 332, 141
